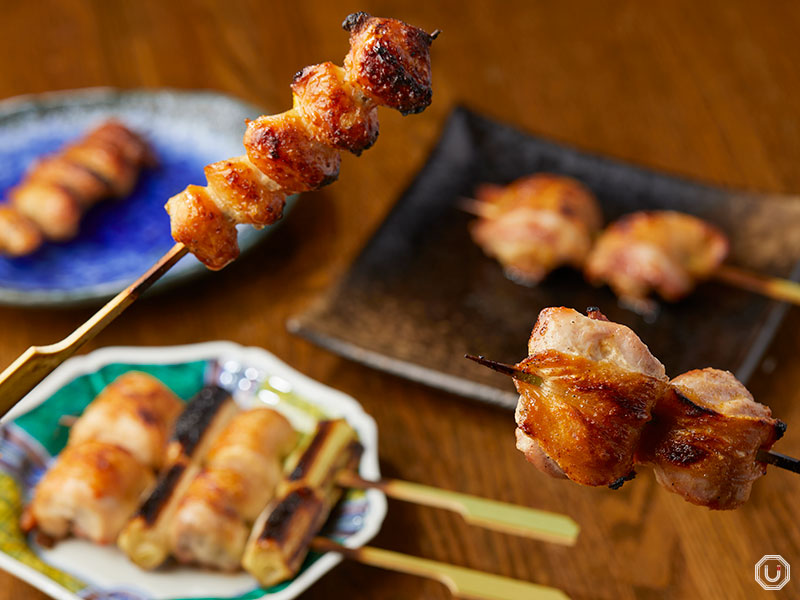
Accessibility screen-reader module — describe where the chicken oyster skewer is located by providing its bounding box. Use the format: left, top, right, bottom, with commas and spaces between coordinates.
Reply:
467, 306, 789, 509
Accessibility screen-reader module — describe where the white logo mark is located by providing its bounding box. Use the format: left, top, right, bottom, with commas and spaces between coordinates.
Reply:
755, 555, 790, 591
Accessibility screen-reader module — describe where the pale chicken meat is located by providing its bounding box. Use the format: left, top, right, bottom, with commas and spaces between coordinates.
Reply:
168, 407, 298, 570
1, 120, 153, 254
514, 307, 668, 486
470, 175, 603, 285
21, 441, 154, 544
638, 368, 785, 509
585, 211, 729, 312
68, 371, 183, 470
166, 12, 437, 270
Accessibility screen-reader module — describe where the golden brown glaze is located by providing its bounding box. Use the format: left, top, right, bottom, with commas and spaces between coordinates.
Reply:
0, 204, 43, 255
515, 351, 667, 486
22, 441, 154, 544
244, 111, 341, 193
638, 369, 785, 509
167, 12, 435, 269
204, 156, 285, 227
165, 184, 239, 270
585, 210, 729, 309
1, 119, 152, 255
343, 12, 435, 115
292, 62, 379, 155
470, 174, 603, 285
68, 371, 183, 470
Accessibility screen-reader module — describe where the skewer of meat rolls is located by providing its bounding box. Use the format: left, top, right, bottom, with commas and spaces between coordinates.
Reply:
20, 372, 182, 543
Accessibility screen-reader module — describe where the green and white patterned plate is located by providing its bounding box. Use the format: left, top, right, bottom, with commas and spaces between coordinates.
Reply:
0, 342, 386, 600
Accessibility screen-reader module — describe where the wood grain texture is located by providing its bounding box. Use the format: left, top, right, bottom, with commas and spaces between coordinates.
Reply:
0, 1, 799, 598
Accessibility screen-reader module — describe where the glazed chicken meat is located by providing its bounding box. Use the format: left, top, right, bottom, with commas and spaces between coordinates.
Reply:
470, 174, 603, 285
512, 307, 784, 509
0, 120, 153, 256
166, 12, 437, 270
584, 210, 729, 312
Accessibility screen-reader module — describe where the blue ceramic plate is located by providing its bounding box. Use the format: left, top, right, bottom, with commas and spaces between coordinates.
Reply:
0, 88, 294, 307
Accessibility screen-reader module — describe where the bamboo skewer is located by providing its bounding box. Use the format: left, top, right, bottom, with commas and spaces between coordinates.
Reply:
459, 198, 800, 307
310, 537, 570, 600
466, 354, 800, 476
0, 242, 188, 419
337, 471, 579, 545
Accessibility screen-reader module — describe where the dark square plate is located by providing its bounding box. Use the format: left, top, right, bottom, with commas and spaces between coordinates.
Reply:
288, 107, 800, 409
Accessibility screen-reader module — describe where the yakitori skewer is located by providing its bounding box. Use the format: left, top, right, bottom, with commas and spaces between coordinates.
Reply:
461, 196, 800, 307
0, 11, 437, 419
310, 536, 570, 600
466, 351, 798, 478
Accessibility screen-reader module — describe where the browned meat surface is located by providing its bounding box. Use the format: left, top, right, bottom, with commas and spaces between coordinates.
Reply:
68, 371, 183, 470
585, 211, 729, 311
638, 368, 785, 509
1, 119, 152, 255
21, 441, 154, 544
167, 12, 436, 269
470, 174, 603, 285
515, 308, 667, 486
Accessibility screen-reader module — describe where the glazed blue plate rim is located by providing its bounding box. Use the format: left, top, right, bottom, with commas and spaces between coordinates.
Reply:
0, 87, 295, 307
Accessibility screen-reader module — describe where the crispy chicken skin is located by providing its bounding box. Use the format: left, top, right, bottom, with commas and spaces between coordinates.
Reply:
292, 62, 379, 155
585, 211, 729, 310
638, 369, 785, 509
244, 111, 342, 193
169, 408, 297, 570
167, 12, 436, 269
1, 119, 152, 255
165, 185, 239, 270
514, 307, 667, 486
343, 12, 436, 115
68, 371, 183, 470
470, 175, 603, 285
0, 205, 43, 255
21, 441, 154, 544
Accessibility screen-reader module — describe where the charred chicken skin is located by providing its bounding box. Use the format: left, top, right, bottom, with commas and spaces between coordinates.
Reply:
470, 175, 603, 285
166, 12, 437, 270
0, 120, 153, 256
512, 307, 785, 509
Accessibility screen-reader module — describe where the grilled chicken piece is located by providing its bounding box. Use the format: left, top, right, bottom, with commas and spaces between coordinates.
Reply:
470, 174, 603, 285
0, 205, 42, 255
514, 307, 668, 486
166, 12, 436, 270
2, 119, 153, 255
68, 371, 183, 470
585, 211, 729, 312
343, 12, 436, 115
169, 408, 297, 570
638, 369, 785, 509
292, 62, 379, 155
244, 110, 342, 193
21, 441, 154, 544
118, 386, 239, 569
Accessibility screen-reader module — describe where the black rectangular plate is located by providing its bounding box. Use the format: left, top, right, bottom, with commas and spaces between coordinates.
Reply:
288, 107, 800, 409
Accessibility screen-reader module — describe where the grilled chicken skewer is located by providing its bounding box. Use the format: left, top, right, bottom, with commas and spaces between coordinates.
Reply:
20, 372, 182, 544
0, 120, 154, 256
465, 192, 800, 310
0, 11, 437, 420
466, 307, 792, 509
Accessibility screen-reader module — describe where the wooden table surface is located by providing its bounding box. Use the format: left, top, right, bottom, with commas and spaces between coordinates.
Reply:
1, 1, 799, 599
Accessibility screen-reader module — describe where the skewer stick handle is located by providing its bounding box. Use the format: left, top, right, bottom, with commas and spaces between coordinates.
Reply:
713, 264, 800, 306
0, 243, 188, 419
757, 449, 800, 474
310, 537, 570, 600
338, 471, 578, 545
